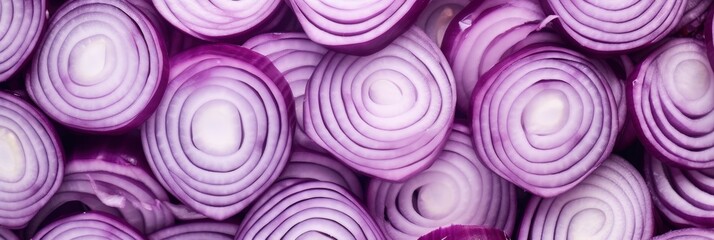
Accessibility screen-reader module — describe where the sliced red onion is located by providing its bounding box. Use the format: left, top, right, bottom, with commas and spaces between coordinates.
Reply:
367, 123, 516, 239
418, 225, 508, 240
471, 44, 619, 197
152, 0, 285, 41
303, 27, 456, 181
677, 0, 712, 34
149, 221, 238, 240
0, 0, 45, 83
26, 0, 167, 134
243, 33, 328, 152
653, 228, 714, 240
279, 149, 364, 199
141, 44, 294, 220
235, 179, 386, 240
286, 0, 428, 55
441, 0, 552, 112
0, 92, 63, 229
629, 38, 714, 169
0, 228, 17, 240
414, 0, 471, 47
542, 0, 686, 54
519, 155, 654, 240
33, 212, 143, 240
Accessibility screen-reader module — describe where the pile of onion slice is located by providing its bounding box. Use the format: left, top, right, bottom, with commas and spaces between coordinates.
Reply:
542, 0, 685, 54
26, 0, 167, 134
0, 0, 45, 82
286, 0, 428, 55
418, 225, 508, 240
279, 149, 363, 199
243, 33, 328, 152
304, 27, 456, 181
235, 179, 385, 240
471, 44, 619, 197
629, 38, 714, 169
141, 44, 294, 220
653, 228, 714, 239
519, 155, 654, 240
414, 0, 471, 47
148, 221, 239, 240
32, 212, 143, 240
367, 123, 516, 239
0, 228, 17, 240
0, 92, 63, 229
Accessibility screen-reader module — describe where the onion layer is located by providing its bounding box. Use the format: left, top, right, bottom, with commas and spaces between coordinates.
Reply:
418, 225, 508, 240
287, 0, 428, 55
0, 0, 45, 83
518, 155, 654, 240
470, 44, 619, 197
235, 179, 386, 240
414, 0, 471, 47
304, 27, 456, 181
26, 0, 167, 134
0, 92, 63, 229
367, 123, 517, 239
0, 228, 17, 240
279, 149, 364, 199
141, 44, 294, 220
629, 38, 714, 169
653, 228, 714, 240
149, 221, 239, 240
33, 212, 143, 240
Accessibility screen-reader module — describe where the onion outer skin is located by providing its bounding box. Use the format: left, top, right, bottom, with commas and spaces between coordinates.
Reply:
141, 44, 294, 221
0, 228, 18, 240
653, 228, 714, 240
32, 212, 143, 240
518, 155, 654, 240
418, 225, 508, 240
235, 179, 386, 240
149, 221, 239, 240
0, 92, 63, 229
367, 123, 517, 239
0, 0, 46, 83
279, 149, 364, 199
629, 38, 714, 169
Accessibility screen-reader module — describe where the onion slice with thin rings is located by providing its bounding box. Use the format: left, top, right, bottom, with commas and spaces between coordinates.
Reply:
0, 0, 46, 83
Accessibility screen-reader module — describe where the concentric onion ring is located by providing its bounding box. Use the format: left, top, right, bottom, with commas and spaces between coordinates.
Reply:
629, 38, 714, 169
367, 123, 517, 239
235, 179, 386, 240
279, 149, 364, 199
0, 92, 63, 229
26, 0, 167, 134
414, 0, 471, 47
470, 44, 619, 197
141, 44, 294, 220
518, 155, 654, 240
243, 33, 328, 152
653, 228, 714, 240
287, 0, 428, 55
33, 212, 143, 240
149, 221, 239, 240
152, 0, 285, 41
542, 0, 686, 54
303, 27, 456, 181
0, 228, 17, 240
0, 0, 45, 83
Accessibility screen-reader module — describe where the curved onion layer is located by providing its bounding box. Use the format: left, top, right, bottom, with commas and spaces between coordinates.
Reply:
470, 44, 619, 197
26, 0, 167, 134
653, 228, 714, 240
418, 225, 508, 240
678, 0, 711, 34
542, 0, 685, 54
441, 0, 550, 113
629, 38, 714, 169
33, 212, 143, 240
287, 0, 428, 55
519, 155, 654, 240
149, 221, 238, 240
0, 228, 17, 240
0, 92, 63, 229
141, 44, 294, 220
367, 123, 516, 239
235, 179, 386, 240
279, 149, 364, 199
414, 0, 471, 47
152, 0, 284, 41
303, 27, 456, 181
26, 136, 174, 235
645, 154, 714, 228
0, 0, 45, 83
243, 33, 328, 152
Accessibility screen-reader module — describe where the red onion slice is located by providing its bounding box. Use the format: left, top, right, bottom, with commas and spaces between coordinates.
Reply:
32, 212, 143, 240
418, 225, 508, 240
0, 0, 45, 83
414, 0, 471, 47
141, 44, 294, 220
0, 228, 17, 240
303, 27, 456, 181
235, 179, 386, 240
653, 228, 714, 240
26, 0, 167, 134
0, 92, 63, 229
149, 221, 239, 240
629, 38, 714, 169
518, 155, 654, 240
471, 44, 619, 197
279, 149, 364, 199
678, 0, 712, 34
